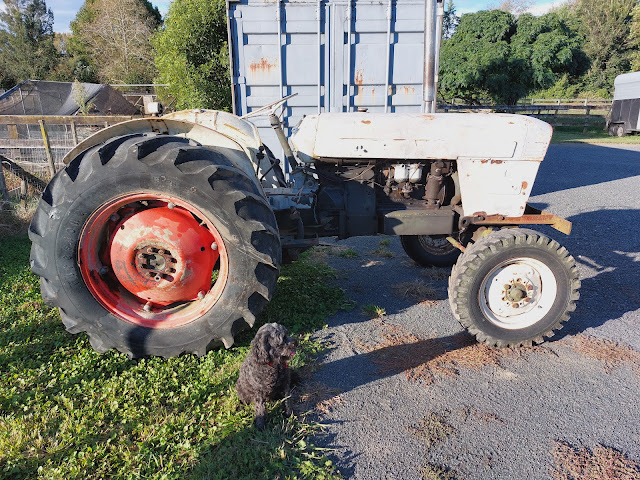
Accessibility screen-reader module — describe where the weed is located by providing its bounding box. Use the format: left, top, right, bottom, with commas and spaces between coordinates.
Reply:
408, 412, 455, 448
296, 381, 344, 416
392, 280, 439, 305
420, 268, 450, 281
422, 463, 458, 480
371, 246, 394, 258
338, 248, 359, 258
552, 441, 640, 480
0, 235, 345, 479
379, 238, 391, 246
362, 304, 386, 318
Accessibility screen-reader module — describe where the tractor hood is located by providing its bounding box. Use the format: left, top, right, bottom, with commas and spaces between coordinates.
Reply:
290, 112, 552, 163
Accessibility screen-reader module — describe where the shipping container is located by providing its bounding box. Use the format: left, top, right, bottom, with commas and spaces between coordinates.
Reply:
227, 0, 432, 160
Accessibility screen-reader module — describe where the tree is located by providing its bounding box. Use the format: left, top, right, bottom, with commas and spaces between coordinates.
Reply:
438, 10, 588, 104
152, 0, 231, 111
442, 0, 459, 39
70, 0, 161, 84
574, 0, 637, 90
0, 0, 59, 89
633, 4, 640, 71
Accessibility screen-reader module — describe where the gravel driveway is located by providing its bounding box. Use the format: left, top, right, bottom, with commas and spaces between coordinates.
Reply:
305, 143, 640, 479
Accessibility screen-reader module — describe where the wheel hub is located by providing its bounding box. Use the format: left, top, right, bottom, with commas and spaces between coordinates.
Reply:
480, 258, 558, 330
109, 206, 218, 306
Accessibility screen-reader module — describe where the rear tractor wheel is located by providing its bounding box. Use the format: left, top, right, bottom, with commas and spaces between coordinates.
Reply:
29, 134, 281, 358
400, 234, 465, 268
448, 228, 579, 347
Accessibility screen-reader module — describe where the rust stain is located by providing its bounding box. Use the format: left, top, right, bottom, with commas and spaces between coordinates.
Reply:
422, 114, 435, 120
249, 58, 277, 74
354, 69, 364, 106
480, 159, 489, 164
490, 160, 503, 164
521, 181, 528, 194
371, 88, 375, 103
400, 86, 415, 95
361, 120, 371, 124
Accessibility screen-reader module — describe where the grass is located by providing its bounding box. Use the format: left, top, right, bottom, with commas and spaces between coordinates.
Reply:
551, 126, 640, 144
361, 304, 386, 318
0, 237, 348, 480
371, 239, 394, 258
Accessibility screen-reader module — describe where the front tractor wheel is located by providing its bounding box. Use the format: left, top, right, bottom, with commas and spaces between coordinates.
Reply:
448, 228, 579, 347
29, 134, 281, 358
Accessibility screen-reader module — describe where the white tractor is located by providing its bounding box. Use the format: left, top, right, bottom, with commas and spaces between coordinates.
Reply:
28, 1, 579, 358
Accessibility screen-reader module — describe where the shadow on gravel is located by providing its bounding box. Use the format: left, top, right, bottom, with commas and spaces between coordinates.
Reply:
533, 144, 640, 196
317, 333, 470, 394
555, 208, 640, 339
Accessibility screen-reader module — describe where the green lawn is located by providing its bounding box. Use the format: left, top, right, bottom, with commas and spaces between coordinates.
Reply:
0, 235, 348, 480
552, 125, 640, 144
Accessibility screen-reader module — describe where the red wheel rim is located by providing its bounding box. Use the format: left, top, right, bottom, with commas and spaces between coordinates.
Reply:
78, 193, 229, 328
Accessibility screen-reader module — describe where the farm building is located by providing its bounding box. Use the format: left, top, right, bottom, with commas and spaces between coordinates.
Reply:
0, 80, 139, 116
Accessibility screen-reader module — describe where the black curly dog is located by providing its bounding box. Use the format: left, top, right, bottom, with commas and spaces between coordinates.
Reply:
236, 323, 297, 430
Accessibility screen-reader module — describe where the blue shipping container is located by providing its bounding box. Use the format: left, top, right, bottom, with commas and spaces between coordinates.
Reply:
227, 0, 429, 157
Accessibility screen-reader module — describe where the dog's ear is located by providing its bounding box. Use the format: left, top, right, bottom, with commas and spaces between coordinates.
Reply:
254, 332, 273, 364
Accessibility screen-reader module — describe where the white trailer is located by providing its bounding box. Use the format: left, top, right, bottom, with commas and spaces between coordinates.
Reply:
607, 71, 640, 136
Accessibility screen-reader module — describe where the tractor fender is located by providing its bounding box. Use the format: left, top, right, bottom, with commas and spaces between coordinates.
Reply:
62, 113, 263, 191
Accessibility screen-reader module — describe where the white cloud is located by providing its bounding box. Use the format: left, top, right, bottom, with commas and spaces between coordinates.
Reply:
526, 0, 566, 16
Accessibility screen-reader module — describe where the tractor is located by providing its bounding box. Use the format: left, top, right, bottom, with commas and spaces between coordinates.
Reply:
28, 1, 579, 358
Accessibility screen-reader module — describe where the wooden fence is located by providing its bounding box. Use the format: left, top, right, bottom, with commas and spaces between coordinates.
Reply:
0, 115, 135, 201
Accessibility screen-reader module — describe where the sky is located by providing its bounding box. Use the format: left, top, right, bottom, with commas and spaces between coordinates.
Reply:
46, 0, 564, 33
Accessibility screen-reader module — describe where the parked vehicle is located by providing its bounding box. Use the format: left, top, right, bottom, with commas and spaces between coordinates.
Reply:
606, 71, 640, 136
28, 0, 579, 358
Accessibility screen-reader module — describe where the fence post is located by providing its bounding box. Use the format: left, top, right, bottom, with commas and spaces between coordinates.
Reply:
38, 120, 56, 177
70, 120, 79, 145
0, 162, 8, 202
583, 106, 591, 134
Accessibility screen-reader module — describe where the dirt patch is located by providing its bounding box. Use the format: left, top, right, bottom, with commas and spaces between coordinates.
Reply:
551, 441, 640, 480
360, 321, 550, 385
563, 335, 640, 375
392, 280, 439, 306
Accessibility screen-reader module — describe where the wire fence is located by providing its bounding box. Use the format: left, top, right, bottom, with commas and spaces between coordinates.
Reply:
0, 115, 134, 200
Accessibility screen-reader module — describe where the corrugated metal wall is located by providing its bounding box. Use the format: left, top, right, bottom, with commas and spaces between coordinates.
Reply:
227, 0, 427, 159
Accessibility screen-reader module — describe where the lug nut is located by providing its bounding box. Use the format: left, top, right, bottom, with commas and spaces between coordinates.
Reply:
167, 202, 175, 209
197, 291, 205, 300
99, 266, 109, 275
211, 242, 218, 251
143, 302, 152, 312
110, 214, 119, 222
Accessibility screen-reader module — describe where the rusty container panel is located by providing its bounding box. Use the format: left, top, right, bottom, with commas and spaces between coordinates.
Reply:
227, 0, 427, 159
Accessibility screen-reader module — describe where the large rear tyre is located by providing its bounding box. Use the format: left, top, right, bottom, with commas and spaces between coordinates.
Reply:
29, 134, 281, 358
448, 228, 579, 347
400, 234, 462, 268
